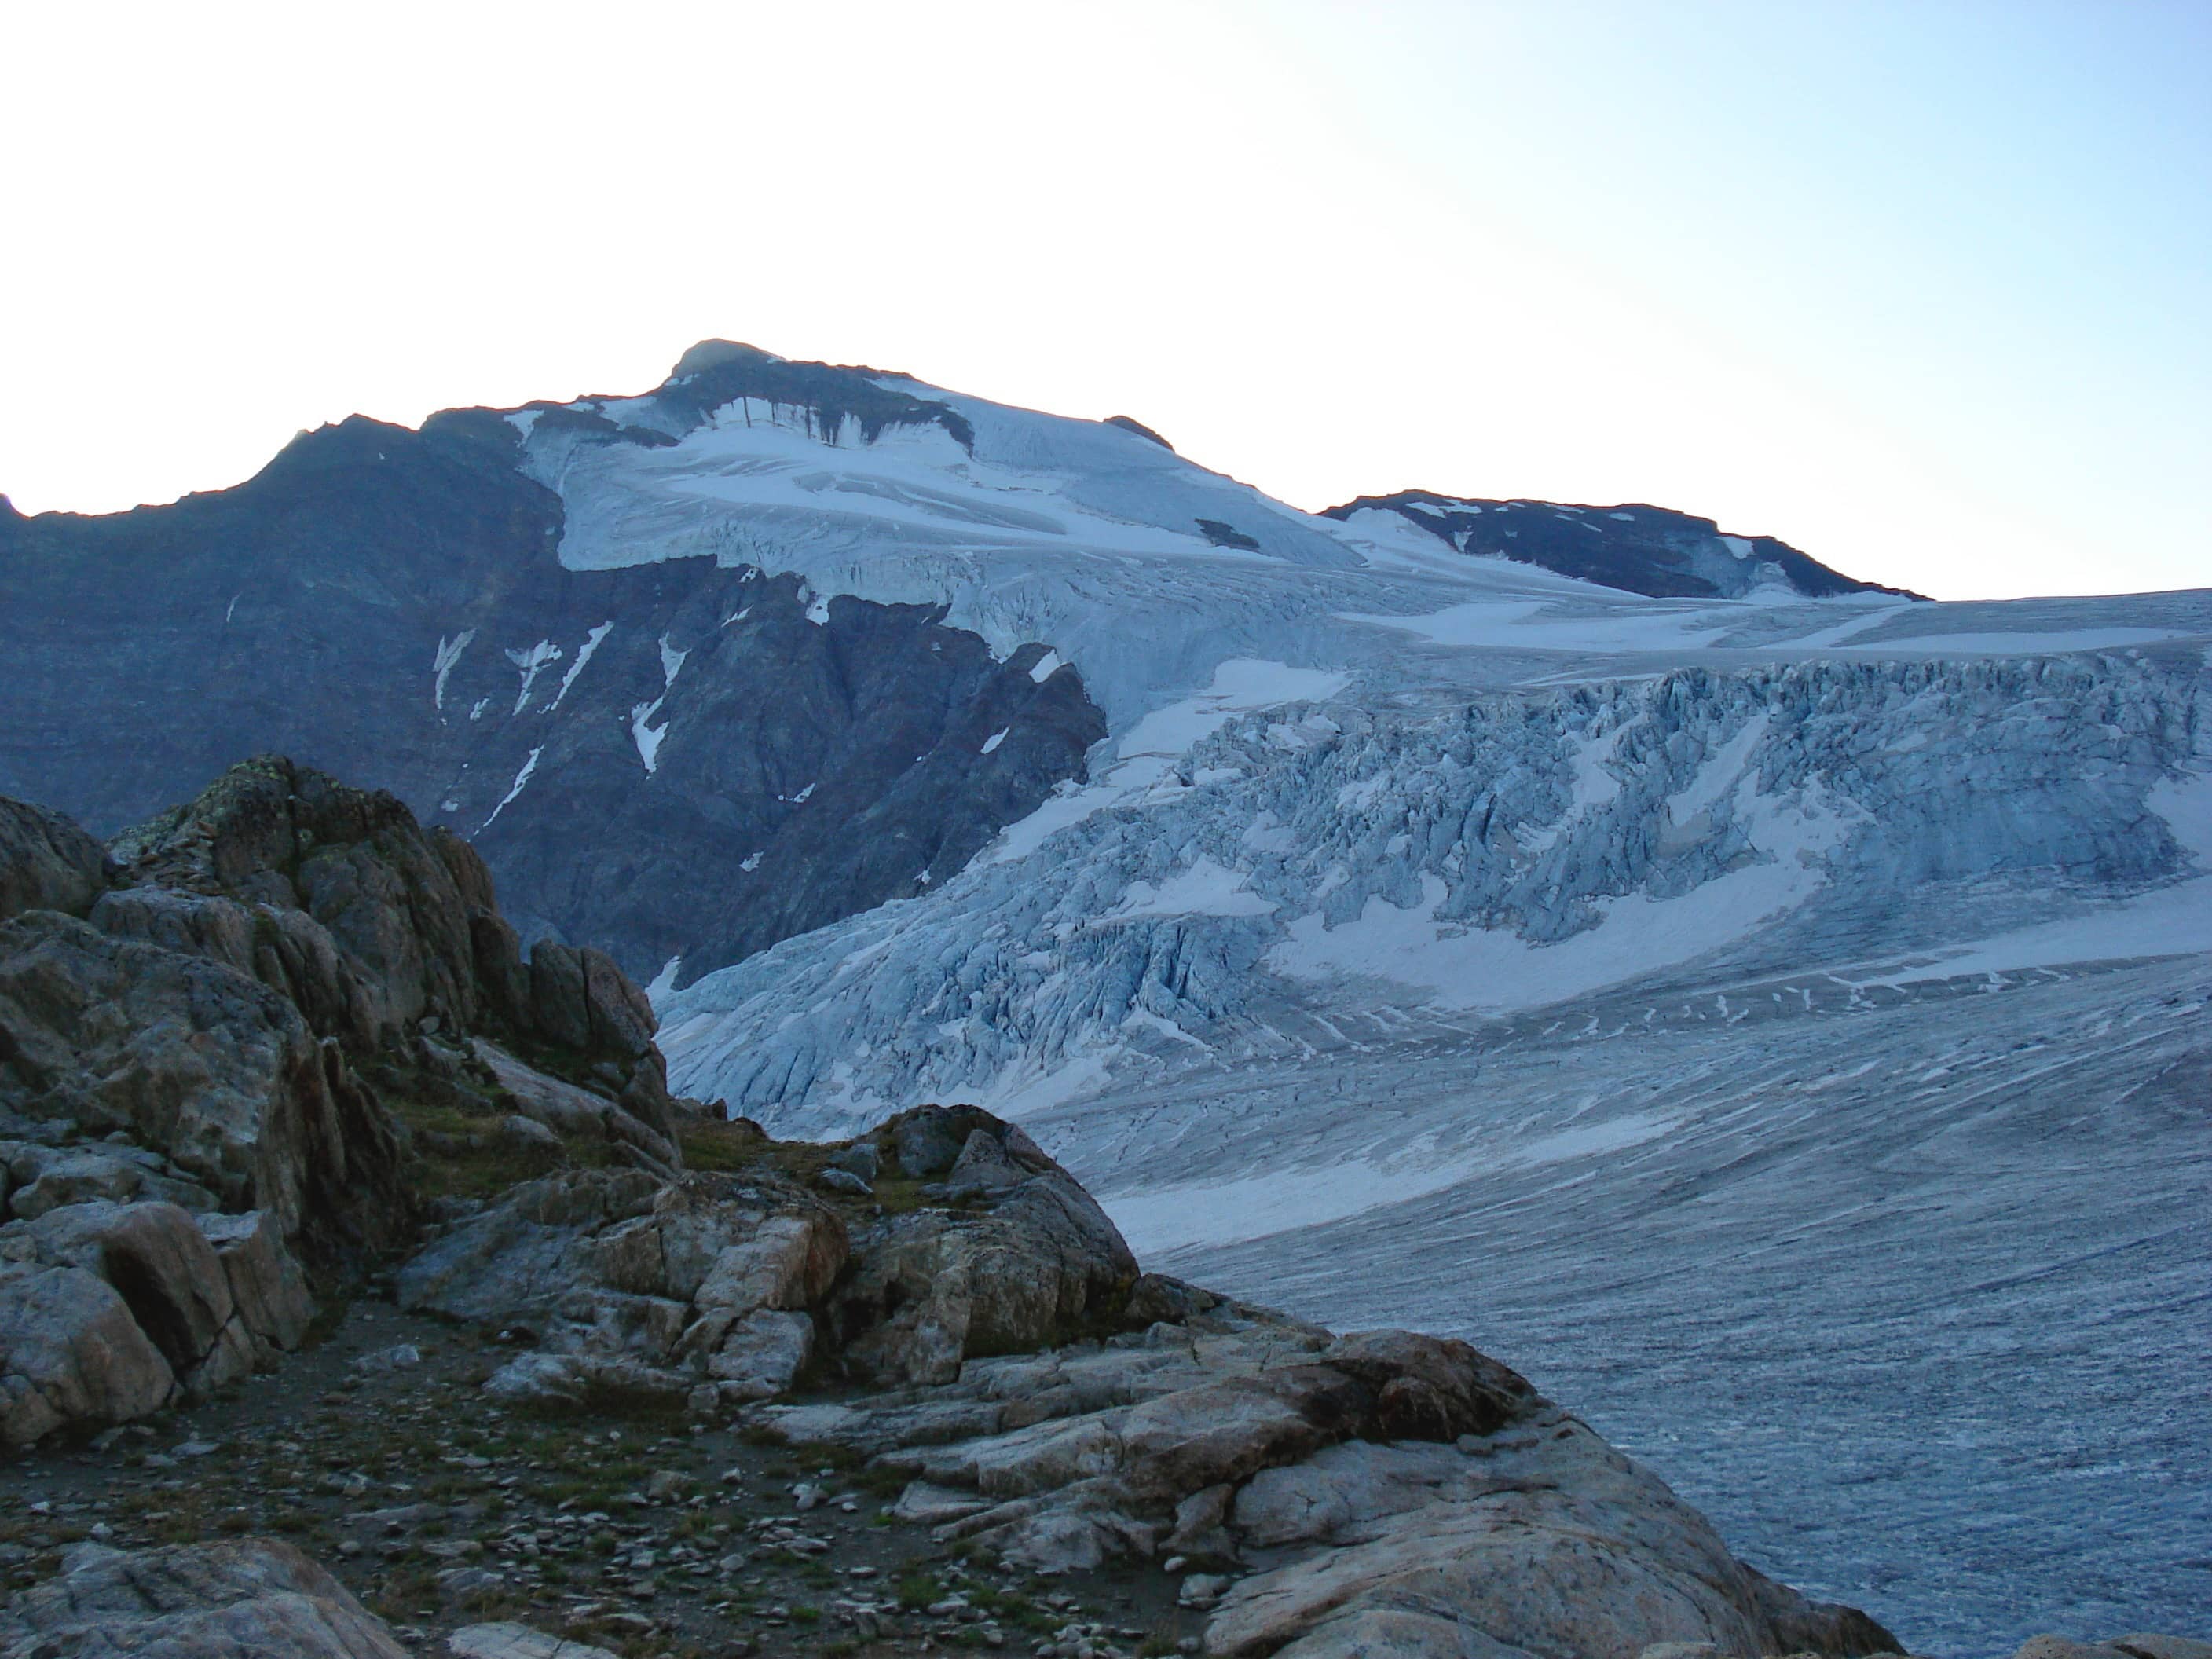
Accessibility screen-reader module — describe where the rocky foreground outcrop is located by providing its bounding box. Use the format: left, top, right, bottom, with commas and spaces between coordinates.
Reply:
757, 1317, 1897, 1656
398, 1103, 1140, 1412
0, 758, 685, 1449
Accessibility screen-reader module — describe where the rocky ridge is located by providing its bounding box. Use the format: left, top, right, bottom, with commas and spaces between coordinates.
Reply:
1319, 493, 1912, 600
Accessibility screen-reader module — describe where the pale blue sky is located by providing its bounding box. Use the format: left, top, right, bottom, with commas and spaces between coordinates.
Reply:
1271, 0, 2210, 595
2, 0, 2203, 599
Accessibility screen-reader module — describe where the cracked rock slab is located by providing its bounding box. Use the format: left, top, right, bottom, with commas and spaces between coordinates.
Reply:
444, 1622, 619, 1659
0, 1538, 408, 1659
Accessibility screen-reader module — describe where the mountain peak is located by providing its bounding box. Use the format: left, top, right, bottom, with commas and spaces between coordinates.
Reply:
669, 339, 784, 381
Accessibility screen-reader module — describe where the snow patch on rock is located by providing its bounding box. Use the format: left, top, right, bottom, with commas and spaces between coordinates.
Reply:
433, 630, 476, 712
631, 701, 668, 773
505, 640, 562, 716
548, 622, 613, 712
481, 746, 543, 832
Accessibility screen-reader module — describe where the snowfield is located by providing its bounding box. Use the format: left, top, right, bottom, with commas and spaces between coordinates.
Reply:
515, 352, 2212, 1652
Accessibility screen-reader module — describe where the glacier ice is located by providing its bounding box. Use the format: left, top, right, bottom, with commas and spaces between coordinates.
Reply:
663, 650, 2210, 1125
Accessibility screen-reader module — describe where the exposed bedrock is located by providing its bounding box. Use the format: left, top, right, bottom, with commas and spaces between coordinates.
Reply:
1320, 491, 1910, 600
0, 1537, 407, 1659
0, 760, 684, 1448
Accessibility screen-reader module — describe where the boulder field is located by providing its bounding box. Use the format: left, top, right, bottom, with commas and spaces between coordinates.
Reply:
0, 762, 2197, 1659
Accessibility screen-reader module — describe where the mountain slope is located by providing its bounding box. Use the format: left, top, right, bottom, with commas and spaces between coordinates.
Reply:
0, 388, 1104, 986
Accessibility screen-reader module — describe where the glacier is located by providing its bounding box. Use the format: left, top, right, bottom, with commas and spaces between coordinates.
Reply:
489, 346, 2212, 1651
661, 650, 2210, 1125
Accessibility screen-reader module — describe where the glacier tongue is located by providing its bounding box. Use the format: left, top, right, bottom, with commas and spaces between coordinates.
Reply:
1075, 949, 2212, 1655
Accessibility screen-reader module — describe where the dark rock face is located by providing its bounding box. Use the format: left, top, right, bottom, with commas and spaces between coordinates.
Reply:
655, 339, 976, 449
1103, 414, 1174, 450
439, 569, 1103, 987
0, 800, 104, 925
0, 908, 407, 1263
0, 761, 695, 1446
0, 402, 1104, 989
1323, 492, 1918, 601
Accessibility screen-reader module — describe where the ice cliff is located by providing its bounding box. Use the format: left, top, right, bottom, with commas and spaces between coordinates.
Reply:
661, 650, 2210, 1128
